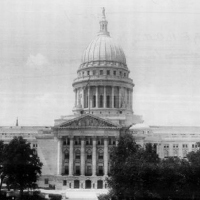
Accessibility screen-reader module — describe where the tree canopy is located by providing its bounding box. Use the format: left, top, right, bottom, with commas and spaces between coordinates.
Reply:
0, 136, 42, 197
107, 133, 200, 200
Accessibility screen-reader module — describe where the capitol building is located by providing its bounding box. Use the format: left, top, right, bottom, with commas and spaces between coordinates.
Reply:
0, 9, 200, 190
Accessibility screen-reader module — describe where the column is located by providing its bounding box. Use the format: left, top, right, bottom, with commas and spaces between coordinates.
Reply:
81, 137, 85, 176
96, 86, 98, 108
82, 88, 84, 108
104, 137, 108, 176
57, 138, 63, 175
69, 136, 74, 176
75, 89, 77, 107
104, 86, 106, 108
112, 86, 114, 108
92, 137, 97, 176
88, 86, 90, 110
116, 137, 119, 146
130, 90, 133, 109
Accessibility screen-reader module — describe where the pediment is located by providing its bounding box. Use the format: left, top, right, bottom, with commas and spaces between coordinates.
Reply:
54, 114, 120, 129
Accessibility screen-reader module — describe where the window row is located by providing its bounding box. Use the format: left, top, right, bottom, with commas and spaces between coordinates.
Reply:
62, 165, 105, 176
164, 144, 198, 149
63, 149, 105, 161
79, 69, 128, 78
63, 138, 116, 146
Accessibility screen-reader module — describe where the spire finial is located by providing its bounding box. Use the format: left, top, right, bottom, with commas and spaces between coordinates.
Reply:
16, 117, 18, 126
102, 7, 105, 18
99, 7, 110, 36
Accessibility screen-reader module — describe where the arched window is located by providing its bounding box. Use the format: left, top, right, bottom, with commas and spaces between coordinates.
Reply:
93, 95, 96, 108
99, 95, 103, 108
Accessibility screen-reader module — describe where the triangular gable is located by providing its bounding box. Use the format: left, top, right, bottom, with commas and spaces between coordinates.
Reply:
54, 114, 121, 129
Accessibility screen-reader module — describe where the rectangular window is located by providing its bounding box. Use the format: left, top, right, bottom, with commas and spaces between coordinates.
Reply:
106, 95, 110, 108
119, 71, 122, 76
98, 154, 103, 160
64, 166, 69, 175
107, 70, 110, 75
113, 71, 116, 75
87, 71, 90, 75
100, 70, 103, 75
44, 179, 49, 185
63, 180, 67, 186
86, 166, 92, 175
76, 154, 80, 160
98, 166, 103, 175
124, 73, 126, 77
93, 70, 96, 75
76, 166, 80, 175
87, 154, 92, 160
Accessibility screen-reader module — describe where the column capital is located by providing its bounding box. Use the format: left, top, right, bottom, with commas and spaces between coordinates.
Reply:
103, 136, 109, 140
69, 135, 74, 140
93, 136, 97, 140
80, 136, 85, 140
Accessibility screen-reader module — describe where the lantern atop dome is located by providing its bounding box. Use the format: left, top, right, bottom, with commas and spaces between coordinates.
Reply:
98, 7, 110, 36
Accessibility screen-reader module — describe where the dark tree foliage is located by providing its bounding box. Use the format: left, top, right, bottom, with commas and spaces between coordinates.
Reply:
107, 133, 160, 200
3, 136, 43, 196
107, 133, 200, 200
0, 141, 6, 193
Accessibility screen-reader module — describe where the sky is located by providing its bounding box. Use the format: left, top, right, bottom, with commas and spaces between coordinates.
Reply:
1, 0, 200, 126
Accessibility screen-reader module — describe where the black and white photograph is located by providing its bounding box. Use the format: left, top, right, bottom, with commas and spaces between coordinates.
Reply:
1, 0, 200, 199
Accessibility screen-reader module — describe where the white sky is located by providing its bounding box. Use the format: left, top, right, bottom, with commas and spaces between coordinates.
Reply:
1, 0, 200, 126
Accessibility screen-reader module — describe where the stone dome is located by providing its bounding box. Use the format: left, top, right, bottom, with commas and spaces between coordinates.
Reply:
81, 34, 126, 65
80, 8, 126, 67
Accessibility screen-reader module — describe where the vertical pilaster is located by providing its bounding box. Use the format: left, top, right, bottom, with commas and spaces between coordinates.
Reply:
179, 143, 183, 158
96, 86, 98, 108
81, 137, 85, 176
104, 137, 108, 176
169, 143, 173, 157
104, 86, 106, 108
92, 137, 97, 176
57, 138, 63, 175
112, 86, 114, 108
69, 136, 74, 176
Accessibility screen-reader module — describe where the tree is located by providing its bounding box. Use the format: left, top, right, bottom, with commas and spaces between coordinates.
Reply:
3, 136, 43, 197
107, 133, 160, 200
0, 141, 6, 193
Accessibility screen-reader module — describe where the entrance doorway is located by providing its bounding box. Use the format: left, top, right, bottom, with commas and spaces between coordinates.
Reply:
97, 180, 103, 189
85, 180, 91, 189
74, 180, 80, 188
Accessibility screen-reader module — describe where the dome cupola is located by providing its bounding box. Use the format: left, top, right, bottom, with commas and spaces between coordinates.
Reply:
72, 8, 135, 126
80, 8, 127, 68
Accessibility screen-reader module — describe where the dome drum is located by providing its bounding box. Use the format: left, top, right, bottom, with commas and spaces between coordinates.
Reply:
72, 8, 135, 118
